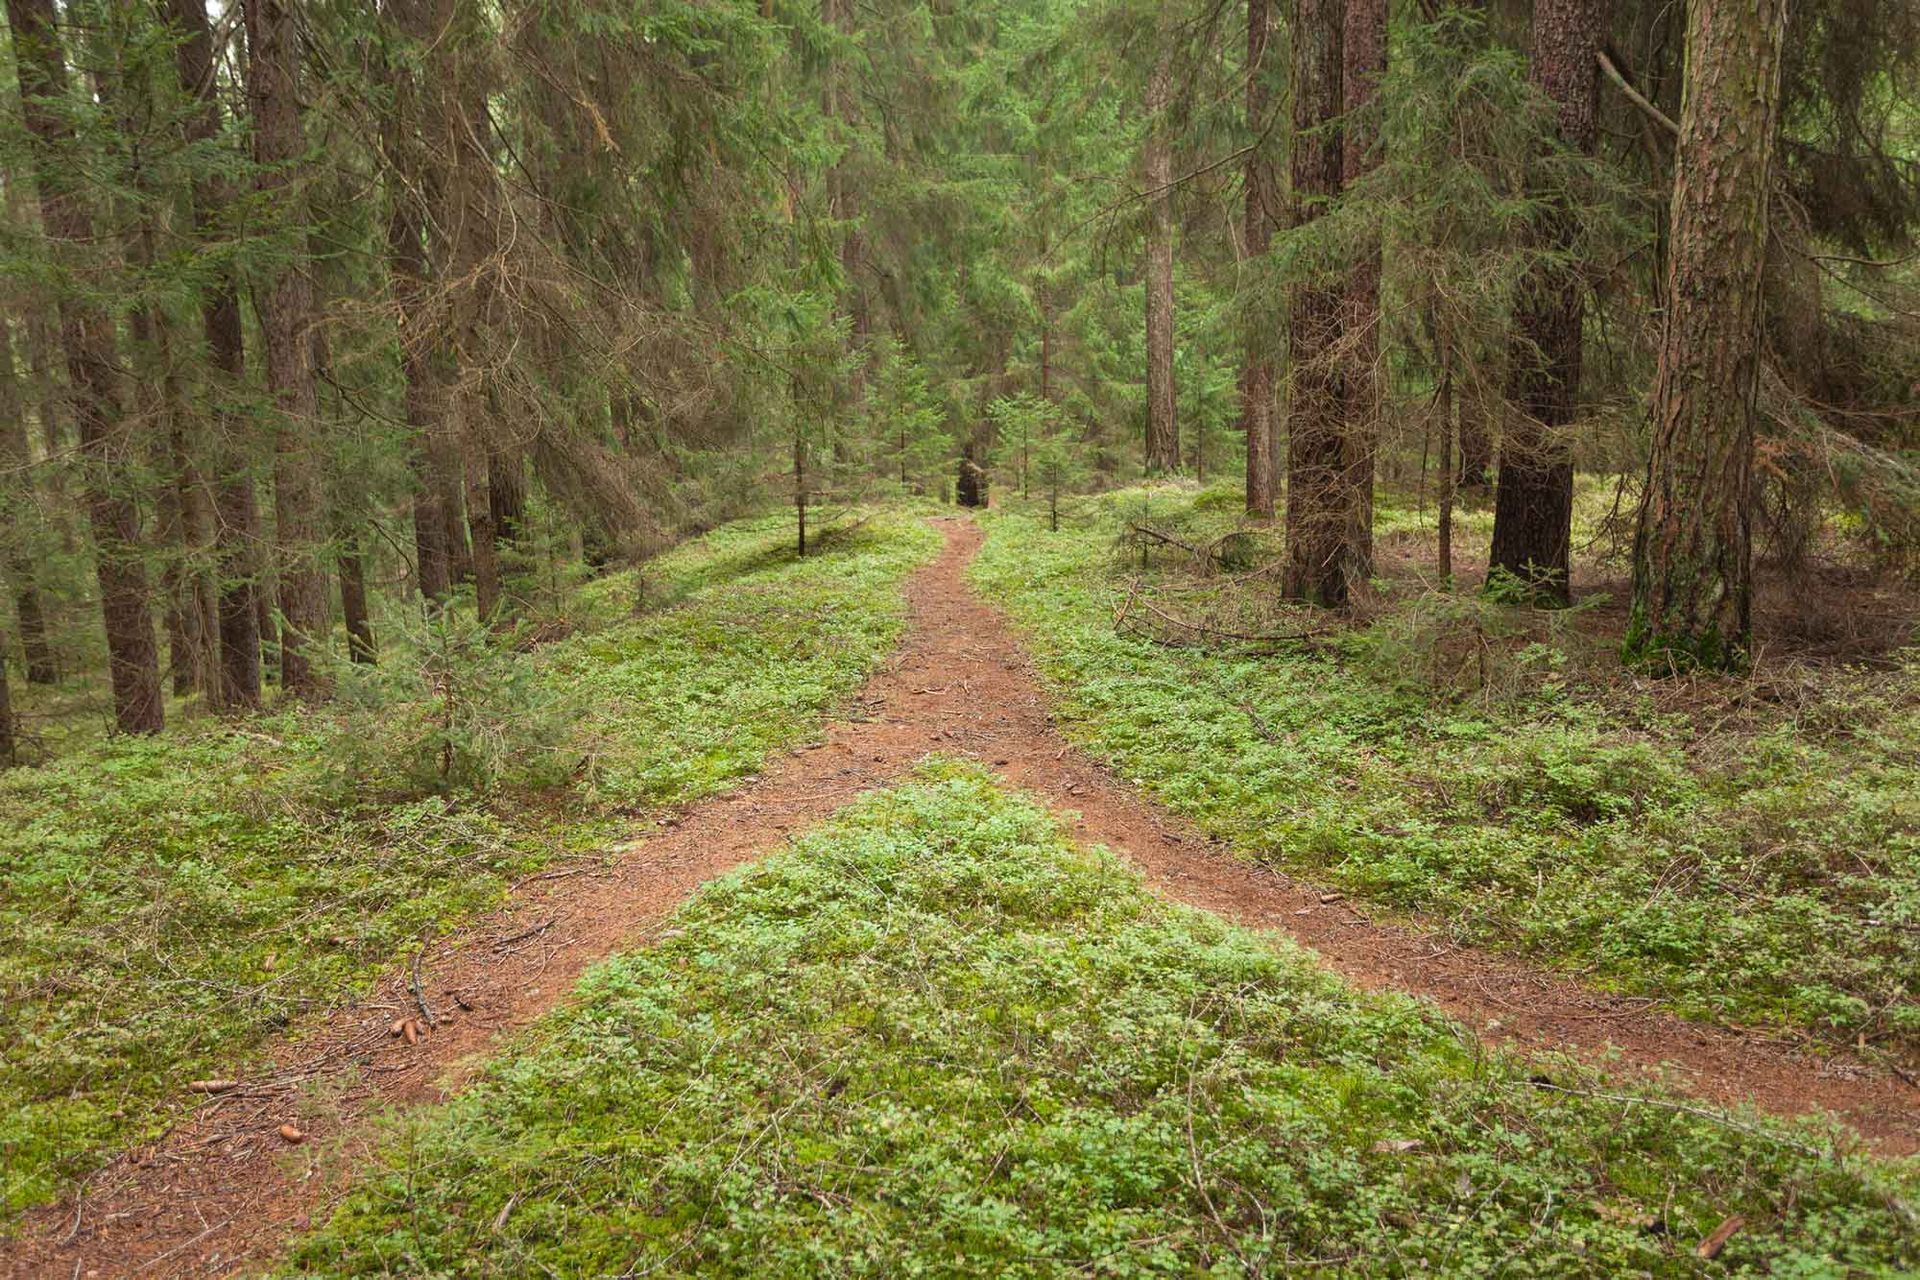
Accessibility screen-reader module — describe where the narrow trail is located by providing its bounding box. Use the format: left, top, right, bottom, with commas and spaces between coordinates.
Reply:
9, 517, 1915, 1278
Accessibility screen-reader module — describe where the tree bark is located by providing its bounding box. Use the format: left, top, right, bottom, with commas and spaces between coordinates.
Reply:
339, 541, 376, 663
0, 316, 55, 683
1488, 0, 1608, 603
0, 638, 14, 765
1241, 0, 1277, 518
1340, 0, 1385, 583
1142, 37, 1180, 474
466, 455, 501, 622
166, 0, 263, 711
1627, 0, 1786, 670
6, 0, 164, 734
244, 0, 330, 697
1282, 0, 1351, 606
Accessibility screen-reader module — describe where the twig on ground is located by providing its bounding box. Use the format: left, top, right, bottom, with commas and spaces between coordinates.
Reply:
410, 941, 438, 1029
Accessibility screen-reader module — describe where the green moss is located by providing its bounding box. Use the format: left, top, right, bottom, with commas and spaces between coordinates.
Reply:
970, 491, 1920, 1048
286, 767, 1918, 1277
0, 509, 939, 1221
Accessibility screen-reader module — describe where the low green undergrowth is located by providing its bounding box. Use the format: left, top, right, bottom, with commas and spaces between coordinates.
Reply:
286, 766, 1917, 1277
0, 509, 938, 1220
972, 488, 1920, 1051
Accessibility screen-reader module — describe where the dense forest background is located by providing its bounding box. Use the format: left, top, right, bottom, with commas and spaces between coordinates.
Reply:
0, 0, 1914, 751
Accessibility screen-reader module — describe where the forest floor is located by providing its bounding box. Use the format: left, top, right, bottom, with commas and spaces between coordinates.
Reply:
5, 515, 1917, 1277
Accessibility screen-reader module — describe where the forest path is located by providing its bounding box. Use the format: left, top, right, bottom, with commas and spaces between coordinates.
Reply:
9, 517, 1915, 1278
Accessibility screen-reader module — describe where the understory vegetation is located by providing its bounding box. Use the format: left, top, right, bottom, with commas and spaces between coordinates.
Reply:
972, 487, 1920, 1052
0, 511, 935, 1218
286, 766, 1918, 1277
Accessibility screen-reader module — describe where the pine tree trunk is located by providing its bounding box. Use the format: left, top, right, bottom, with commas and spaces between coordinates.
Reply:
1341, 0, 1386, 583
1488, 0, 1608, 603
0, 316, 55, 683
489, 450, 526, 544
339, 543, 376, 664
1627, 0, 1785, 671
0, 640, 14, 766
1241, 0, 1277, 518
6, 0, 164, 734
244, 0, 330, 698
166, 0, 263, 709
1456, 386, 1494, 489
467, 456, 501, 623
1282, 0, 1350, 606
1142, 39, 1180, 474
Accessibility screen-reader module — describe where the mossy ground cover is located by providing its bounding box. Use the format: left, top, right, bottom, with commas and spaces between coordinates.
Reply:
969, 487, 1919, 1051
286, 765, 1917, 1277
0, 510, 938, 1219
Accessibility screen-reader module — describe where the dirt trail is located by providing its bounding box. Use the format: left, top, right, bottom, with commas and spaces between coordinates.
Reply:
9, 517, 1915, 1277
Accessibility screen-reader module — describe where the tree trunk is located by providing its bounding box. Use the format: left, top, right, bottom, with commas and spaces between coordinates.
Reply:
0, 640, 14, 766
1456, 383, 1494, 489
1488, 0, 1608, 603
0, 316, 55, 683
1437, 340, 1456, 584
6, 0, 164, 734
339, 542, 376, 664
168, 0, 263, 710
382, 0, 455, 609
1142, 39, 1180, 474
1627, 0, 1785, 670
489, 449, 526, 544
1282, 0, 1350, 606
1341, 0, 1385, 582
1241, 0, 1277, 518
244, 0, 330, 698
466, 455, 501, 622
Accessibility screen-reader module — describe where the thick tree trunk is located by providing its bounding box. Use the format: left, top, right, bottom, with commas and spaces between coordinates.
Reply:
0, 317, 55, 683
1241, 0, 1277, 518
1488, 0, 1608, 603
1142, 40, 1180, 474
1283, 0, 1351, 606
245, 0, 330, 698
1340, 0, 1385, 582
338, 542, 376, 664
1627, 0, 1785, 670
7, 0, 164, 734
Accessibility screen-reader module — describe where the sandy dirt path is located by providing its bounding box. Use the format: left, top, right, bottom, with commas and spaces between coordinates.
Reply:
8, 516, 1913, 1277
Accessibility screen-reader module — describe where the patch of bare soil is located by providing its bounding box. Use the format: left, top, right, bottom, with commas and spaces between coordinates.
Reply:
7, 517, 1914, 1278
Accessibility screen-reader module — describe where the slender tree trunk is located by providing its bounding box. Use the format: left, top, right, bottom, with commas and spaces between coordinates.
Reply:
489, 449, 526, 544
824, 0, 868, 397
1488, 0, 1609, 603
1341, 0, 1385, 584
1143, 38, 1180, 474
1457, 382, 1494, 489
0, 316, 55, 683
168, 0, 262, 710
1241, 0, 1277, 518
1283, 0, 1350, 605
339, 541, 376, 664
0, 639, 14, 765
245, 0, 330, 697
466, 455, 501, 621
1627, 0, 1785, 670
6, 0, 164, 734
1437, 340, 1455, 584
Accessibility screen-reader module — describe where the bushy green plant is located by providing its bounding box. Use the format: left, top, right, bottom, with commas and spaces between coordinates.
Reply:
319, 602, 577, 798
